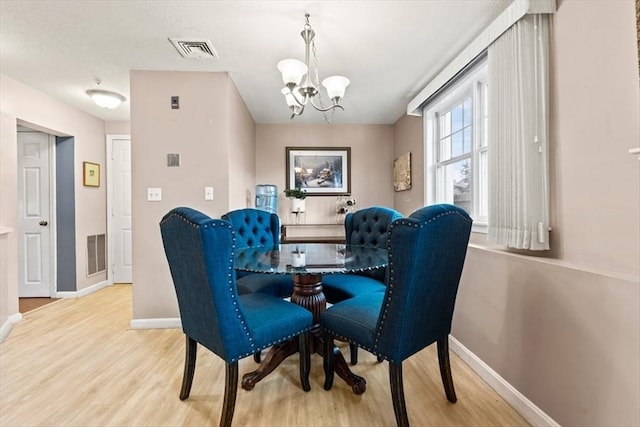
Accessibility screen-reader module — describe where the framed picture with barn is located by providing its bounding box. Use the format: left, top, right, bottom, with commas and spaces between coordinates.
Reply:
286, 147, 351, 195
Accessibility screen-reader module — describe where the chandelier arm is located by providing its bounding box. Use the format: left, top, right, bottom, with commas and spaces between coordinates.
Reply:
310, 97, 344, 112
291, 91, 306, 107
289, 104, 305, 119
285, 85, 310, 108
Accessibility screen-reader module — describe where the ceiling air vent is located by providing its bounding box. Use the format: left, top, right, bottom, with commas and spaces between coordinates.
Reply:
169, 38, 219, 59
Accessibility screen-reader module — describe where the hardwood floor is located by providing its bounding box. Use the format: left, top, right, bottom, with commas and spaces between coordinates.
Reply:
0, 285, 528, 426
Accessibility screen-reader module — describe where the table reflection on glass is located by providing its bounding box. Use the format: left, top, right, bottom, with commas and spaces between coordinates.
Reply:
235, 243, 388, 394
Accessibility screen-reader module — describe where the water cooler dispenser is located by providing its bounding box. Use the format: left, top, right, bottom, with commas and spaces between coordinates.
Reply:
255, 184, 278, 214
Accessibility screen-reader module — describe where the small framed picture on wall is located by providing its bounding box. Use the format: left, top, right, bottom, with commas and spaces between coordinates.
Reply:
83, 161, 100, 187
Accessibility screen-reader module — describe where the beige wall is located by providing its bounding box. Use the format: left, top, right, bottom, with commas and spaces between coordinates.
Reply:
105, 121, 130, 135
549, 0, 640, 274
392, 114, 424, 216
0, 112, 20, 328
130, 70, 255, 320
1, 74, 107, 329
450, 2, 640, 426
228, 78, 257, 210
256, 124, 394, 224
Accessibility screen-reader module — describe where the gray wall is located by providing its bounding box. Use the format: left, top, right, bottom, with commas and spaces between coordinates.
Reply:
55, 136, 76, 292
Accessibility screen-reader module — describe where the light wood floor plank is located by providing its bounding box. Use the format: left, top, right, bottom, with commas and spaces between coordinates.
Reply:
0, 285, 528, 426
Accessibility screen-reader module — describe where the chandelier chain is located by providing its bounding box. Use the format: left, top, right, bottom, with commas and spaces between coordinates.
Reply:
311, 38, 333, 123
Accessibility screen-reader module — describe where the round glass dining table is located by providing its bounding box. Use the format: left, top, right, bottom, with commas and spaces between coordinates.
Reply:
235, 243, 388, 394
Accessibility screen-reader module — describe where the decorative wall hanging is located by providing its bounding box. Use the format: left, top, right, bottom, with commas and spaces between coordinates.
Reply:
286, 147, 350, 195
83, 161, 100, 187
393, 152, 411, 191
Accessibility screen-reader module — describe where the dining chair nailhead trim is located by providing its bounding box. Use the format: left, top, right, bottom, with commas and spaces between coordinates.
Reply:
372, 208, 471, 351
163, 210, 316, 362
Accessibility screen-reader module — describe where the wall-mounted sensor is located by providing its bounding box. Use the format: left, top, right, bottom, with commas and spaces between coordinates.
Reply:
171, 96, 179, 109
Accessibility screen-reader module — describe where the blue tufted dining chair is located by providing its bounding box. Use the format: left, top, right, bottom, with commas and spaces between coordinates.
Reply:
322, 206, 402, 364
320, 204, 472, 427
160, 207, 312, 427
222, 208, 293, 298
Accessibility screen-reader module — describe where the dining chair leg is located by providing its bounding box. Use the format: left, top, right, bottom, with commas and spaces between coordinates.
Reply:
349, 343, 358, 365
389, 362, 410, 427
437, 337, 457, 403
298, 332, 311, 391
323, 331, 335, 390
253, 351, 261, 363
179, 336, 197, 400
220, 362, 238, 427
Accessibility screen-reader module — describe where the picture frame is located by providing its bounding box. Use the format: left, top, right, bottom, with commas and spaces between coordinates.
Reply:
83, 161, 100, 187
393, 152, 412, 192
286, 147, 351, 196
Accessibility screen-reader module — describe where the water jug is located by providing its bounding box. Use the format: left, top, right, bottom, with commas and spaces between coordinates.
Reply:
255, 184, 278, 214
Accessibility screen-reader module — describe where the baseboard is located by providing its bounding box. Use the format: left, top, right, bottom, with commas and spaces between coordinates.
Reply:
55, 280, 110, 299
0, 313, 23, 343
449, 336, 560, 426
130, 318, 181, 329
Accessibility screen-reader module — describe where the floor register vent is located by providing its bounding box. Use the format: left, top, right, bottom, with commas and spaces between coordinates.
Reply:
87, 234, 106, 276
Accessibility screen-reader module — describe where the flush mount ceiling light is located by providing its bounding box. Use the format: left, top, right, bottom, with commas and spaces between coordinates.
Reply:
86, 89, 126, 109
278, 14, 350, 119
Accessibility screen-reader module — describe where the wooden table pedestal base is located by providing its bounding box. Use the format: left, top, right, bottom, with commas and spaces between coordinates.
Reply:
241, 273, 366, 394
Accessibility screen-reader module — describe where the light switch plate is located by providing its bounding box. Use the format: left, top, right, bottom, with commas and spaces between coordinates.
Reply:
204, 187, 214, 201
147, 187, 162, 201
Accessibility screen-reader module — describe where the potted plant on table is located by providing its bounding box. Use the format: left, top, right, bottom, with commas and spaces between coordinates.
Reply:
284, 187, 307, 213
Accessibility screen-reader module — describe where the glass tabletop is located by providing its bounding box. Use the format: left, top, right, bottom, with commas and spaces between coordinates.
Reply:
235, 243, 388, 275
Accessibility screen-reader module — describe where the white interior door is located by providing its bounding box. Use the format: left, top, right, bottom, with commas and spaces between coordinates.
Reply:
110, 136, 132, 283
18, 132, 53, 297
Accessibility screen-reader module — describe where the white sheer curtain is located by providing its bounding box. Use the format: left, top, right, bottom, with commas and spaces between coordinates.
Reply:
487, 14, 550, 250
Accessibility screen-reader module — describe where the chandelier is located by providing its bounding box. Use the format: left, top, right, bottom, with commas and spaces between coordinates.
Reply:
277, 14, 350, 119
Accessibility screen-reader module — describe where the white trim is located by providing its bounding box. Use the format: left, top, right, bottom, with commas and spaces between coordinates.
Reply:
55, 280, 110, 299
0, 227, 13, 235
0, 313, 23, 343
449, 335, 560, 427
423, 60, 488, 226
408, 0, 556, 115
48, 134, 57, 298
130, 318, 181, 329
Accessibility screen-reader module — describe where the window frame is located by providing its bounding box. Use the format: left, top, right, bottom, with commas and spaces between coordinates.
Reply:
424, 58, 488, 233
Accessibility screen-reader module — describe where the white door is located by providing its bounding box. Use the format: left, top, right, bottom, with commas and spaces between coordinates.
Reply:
17, 132, 53, 297
110, 136, 132, 283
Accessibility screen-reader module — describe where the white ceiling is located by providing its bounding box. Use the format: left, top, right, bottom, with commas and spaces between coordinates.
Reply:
0, 0, 511, 125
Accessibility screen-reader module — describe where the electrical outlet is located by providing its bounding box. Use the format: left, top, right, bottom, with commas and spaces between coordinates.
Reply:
147, 187, 162, 201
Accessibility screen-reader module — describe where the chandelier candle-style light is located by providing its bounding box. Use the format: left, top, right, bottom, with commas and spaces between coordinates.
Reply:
278, 14, 350, 119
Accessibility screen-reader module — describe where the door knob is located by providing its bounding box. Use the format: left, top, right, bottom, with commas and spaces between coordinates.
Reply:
39, 220, 48, 226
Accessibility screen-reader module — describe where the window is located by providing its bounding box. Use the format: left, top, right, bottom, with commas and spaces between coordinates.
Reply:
424, 58, 488, 231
